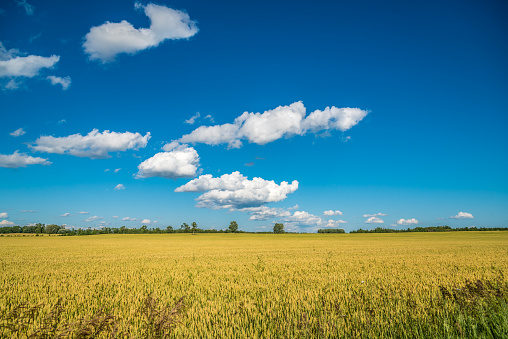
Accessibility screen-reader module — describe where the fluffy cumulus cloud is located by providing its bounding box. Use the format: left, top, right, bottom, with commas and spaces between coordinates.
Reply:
170, 101, 369, 149
0, 151, 51, 168
365, 216, 384, 224
0, 53, 59, 78
122, 217, 137, 221
175, 171, 299, 209
324, 210, 343, 216
10, 128, 26, 137
279, 210, 347, 230
0, 42, 68, 90
83, 3, 198, 62
0, 220, 15, 226
141, 219, 151, 224
237, 206, 291, 221
0, 212, 8, 219
47, 76, 71, 90
450, 212, 474, 219
114, 184, 125, 190
396, 218, 418, 225
136, 145, 199, 179
31, 129, 150, 159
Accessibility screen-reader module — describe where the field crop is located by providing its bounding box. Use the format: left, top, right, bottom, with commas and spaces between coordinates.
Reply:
1, 232, 507, 338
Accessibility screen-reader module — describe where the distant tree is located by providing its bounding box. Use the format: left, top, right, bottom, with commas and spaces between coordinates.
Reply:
273, 223, 285, 234
181, 223, 190, 233
45, 224, 61, 234
140, 225, 148, 233
166, 225, 174, 233
228, 221, 238, 233
191, 222, 198, 234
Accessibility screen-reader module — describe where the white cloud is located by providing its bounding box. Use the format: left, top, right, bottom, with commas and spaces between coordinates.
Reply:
4, 79, 21, 90
279, 210, 347, 229
237, 206, 291, 221
170, 102, 369, 149
114, 168, 121, 173
113, 216, 119, 218
20, 210, 37, 213
0, 54, 59, 77
204, 114, 214, 123
141, 219, 151, 224
450, 212, 474, 219
363, 213, 387, 218
0, 212, 8, 219
122, 217, 136, 221
184, 112, 200, 124
84, 216, 102, 222
178, 123, 242, 149
175, 171, 299, 209
31, 129, 151, 159
15, 0, 35, 15
83, 3, 198, 63
285, 210, 322, 226
302, 106, 368, 132
0, 42, 63, 90
324, 219, 347, 227
396, 218, 418, 225
10, 128, 26, 137
323, 210, 343, 216
365, 216, 384, 224
57, 119, 67, 125
136, 145, 199, 179
237, 101, 306, 145
47, 75, 71, 90
61, 213, 71, 217
114, 184, 125, 190
0, 151, 51, 168
0, 220, 15, 226
77, 211, 89, 214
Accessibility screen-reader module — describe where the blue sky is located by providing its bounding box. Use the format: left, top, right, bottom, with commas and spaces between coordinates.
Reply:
1, 0, 507, 232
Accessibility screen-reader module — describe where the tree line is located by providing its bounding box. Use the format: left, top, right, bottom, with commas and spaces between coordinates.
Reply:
2, 223, 505, 236
349, 226, 508, 233
0, 221, 287, 235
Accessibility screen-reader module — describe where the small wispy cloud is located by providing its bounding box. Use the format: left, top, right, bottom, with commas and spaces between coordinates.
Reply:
10, 128, 26, 137
114, 184, 125, 190
47, 75, 71, 90
184, 112, 200, 125
15, 0, 35, 16
323, 210, 343, 216
85, 215, 102, 222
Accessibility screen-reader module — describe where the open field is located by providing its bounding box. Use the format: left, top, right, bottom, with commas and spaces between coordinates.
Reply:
1, 233, 507, 338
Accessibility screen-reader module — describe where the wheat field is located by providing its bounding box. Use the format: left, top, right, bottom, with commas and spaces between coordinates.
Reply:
1, 232, 507, 338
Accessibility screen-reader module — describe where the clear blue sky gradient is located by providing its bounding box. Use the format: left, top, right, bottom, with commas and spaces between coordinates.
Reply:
1, 0, 507, 231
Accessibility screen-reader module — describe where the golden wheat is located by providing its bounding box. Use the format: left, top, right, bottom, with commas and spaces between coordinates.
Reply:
1, 232, 507, 338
